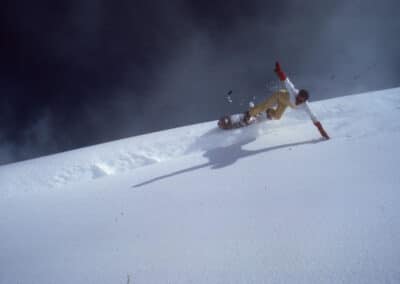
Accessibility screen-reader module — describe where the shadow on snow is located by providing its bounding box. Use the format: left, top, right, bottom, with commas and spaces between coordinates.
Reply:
133, 136, 324, 188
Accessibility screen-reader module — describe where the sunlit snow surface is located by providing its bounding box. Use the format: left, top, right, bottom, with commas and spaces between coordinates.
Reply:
1, 88, 400, 283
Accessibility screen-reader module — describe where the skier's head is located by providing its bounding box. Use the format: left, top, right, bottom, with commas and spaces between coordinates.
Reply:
296, 89, 309, 105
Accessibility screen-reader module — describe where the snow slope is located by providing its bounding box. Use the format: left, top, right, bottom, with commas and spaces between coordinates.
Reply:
1, 88, 400, 283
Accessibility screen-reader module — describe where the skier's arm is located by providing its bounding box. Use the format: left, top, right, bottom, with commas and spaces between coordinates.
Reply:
314, 121, 330, 139
304, 101, 318, 123
304, 102, 330, 139
275, 62, 329, 139
303, 102, 330, 139
283, 77, 299, 97
274, 61, 287, 81
274, 62, 298, 97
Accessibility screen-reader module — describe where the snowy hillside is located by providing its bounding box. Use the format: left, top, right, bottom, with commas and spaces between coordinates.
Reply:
1, 88, 400, 284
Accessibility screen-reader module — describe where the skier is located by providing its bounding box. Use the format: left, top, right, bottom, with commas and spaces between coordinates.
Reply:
245, 62, 330, 139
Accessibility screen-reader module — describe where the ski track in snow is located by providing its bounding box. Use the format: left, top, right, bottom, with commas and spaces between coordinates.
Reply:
1, 88, 400, 197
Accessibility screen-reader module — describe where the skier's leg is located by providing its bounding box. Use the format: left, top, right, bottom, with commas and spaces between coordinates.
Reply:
271, 102, 288, 119
249, 92, 279, 117
271, 91, 291, 119
265, 90, 290, 120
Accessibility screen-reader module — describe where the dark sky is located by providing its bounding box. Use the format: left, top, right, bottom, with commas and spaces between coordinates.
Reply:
1, 0, 400, 165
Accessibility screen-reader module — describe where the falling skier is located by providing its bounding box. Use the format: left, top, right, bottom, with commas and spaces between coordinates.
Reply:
219, 62, 330, 140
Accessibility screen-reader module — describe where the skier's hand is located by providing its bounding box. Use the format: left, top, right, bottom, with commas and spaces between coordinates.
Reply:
314, 121, 330, 139
274, 61, 287, 81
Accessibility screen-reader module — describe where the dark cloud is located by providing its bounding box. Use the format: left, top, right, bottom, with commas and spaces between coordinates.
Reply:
1, 0, 399, 165
140, 0, 400, 129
